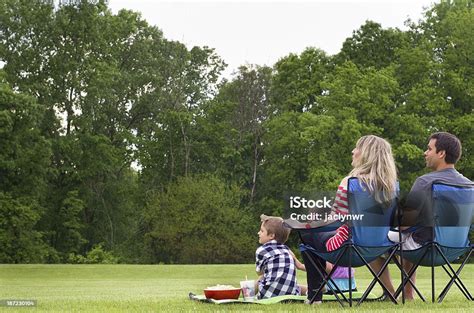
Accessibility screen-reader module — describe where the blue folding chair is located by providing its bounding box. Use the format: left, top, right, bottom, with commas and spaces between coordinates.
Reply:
290, 177, 400, 307
394, 183, 474, 303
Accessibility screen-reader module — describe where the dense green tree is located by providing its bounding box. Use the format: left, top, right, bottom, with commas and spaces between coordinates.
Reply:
0, 73, 51, 198
259, 111, 369, 217
257, 112, 312, 216
0, 72, 51, 262
316, 61, 399, 129
136, 43, 225, 189
271, 48, 332, 113
336, 20, 409, 69
143, 175, 255, 264
0, 193, 47, 263
450, 114, 474, 180
192, 65, 271, 205
41, 190, 86, 260
0, 0, 225, 261
419, 1, 473, 114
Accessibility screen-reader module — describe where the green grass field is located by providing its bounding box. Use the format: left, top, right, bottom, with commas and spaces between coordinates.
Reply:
0, 264, 472, 312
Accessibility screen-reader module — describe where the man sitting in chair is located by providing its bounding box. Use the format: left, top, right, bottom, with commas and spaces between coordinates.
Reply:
386, 132, 473, 300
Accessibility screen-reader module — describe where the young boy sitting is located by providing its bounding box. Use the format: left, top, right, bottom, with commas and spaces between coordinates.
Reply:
256, 214, 307, 299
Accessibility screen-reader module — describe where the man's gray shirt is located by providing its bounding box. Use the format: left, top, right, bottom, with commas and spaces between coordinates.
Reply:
404, 168, 473, 244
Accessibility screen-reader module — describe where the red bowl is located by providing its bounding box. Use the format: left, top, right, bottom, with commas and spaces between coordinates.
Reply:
204, 288, 241, 300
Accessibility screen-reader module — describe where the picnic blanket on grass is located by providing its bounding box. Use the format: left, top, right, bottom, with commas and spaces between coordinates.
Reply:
188, 292, 381, 304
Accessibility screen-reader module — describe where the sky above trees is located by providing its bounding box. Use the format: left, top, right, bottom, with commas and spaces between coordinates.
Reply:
108, 0, 437, 78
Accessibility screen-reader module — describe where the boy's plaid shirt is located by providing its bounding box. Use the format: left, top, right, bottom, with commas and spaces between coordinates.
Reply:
255, 240, 301, 299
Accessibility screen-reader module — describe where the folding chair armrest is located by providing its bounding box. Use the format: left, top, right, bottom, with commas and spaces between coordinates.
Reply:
299, 243, 318, 253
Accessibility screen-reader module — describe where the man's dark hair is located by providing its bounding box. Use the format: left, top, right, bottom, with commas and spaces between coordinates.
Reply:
429, 132, 462, 164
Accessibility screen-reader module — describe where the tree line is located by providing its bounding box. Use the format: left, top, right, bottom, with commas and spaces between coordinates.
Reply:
0, 0, 472, 263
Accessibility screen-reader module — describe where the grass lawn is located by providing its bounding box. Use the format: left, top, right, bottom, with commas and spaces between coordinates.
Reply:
0, 264, 473, 312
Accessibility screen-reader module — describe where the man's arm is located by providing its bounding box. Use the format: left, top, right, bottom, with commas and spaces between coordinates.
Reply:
401, 178, 430, 228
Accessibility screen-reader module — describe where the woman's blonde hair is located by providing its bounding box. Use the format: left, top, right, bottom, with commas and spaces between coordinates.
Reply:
349, 135, 397, 204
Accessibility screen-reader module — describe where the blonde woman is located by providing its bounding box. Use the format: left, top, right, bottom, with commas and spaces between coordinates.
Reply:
303, 135, 398, 304
325, 135, 398, 251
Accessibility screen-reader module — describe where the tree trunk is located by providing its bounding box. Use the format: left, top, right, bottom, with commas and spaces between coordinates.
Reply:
180, 122, 190, 177
250, 140, 259, 203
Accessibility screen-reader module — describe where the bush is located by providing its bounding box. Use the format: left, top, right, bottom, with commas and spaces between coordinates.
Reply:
67, 244, 119, 264
142, 175, 257, 264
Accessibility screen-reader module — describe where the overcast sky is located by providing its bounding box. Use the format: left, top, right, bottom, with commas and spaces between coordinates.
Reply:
108, 0, 437, 78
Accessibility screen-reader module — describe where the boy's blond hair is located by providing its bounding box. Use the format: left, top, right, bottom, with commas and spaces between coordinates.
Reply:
260, 214, 290, 244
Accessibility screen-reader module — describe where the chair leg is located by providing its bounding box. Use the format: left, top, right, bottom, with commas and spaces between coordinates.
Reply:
436, 247, 473, 302
439, 264, 472, 301
431, 243, 435, 303
393, 251, 427, 301
399, 244, 405, 304
351, 247, 398, 305
435, 245, 472, 300
357, 248, 398, 306
317, 254, 348, 304
302, 249, 347, 306
348, 245, 352, 308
